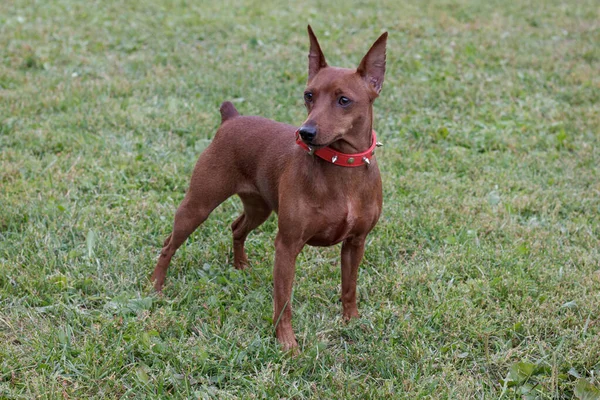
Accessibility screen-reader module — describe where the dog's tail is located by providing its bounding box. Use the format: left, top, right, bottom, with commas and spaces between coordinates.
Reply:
219, 101, 240, 124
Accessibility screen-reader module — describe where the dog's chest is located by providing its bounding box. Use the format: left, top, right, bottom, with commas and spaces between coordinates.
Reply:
308, 199, 373, 246
330, 199, 358, 236
342, 199, 358, 232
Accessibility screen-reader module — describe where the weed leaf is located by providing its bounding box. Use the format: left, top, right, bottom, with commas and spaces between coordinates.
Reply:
575, 379, 600, 400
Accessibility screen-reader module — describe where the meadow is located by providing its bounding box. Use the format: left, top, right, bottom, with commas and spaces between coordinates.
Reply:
1, 0, 599, 398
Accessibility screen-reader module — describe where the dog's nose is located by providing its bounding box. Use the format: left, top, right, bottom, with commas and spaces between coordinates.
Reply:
298, 125, 317, 142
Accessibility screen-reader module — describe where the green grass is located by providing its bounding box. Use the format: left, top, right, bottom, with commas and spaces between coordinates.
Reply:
1, 0, 599, 398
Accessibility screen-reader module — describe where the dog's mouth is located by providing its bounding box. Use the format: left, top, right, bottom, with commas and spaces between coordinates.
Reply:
302, 141, 326, 149
301, 135, 341, 149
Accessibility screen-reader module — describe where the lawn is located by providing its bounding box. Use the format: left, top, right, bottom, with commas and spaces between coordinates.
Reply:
1, 0, 599, 398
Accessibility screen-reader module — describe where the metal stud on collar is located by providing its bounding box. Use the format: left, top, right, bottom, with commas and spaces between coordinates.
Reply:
331, 155, 338, 163
363, 157, 371, 166
376, 142, 383, 147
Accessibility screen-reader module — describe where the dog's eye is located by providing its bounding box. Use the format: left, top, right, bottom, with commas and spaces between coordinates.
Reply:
304, 92, 313, 103
338, 96, 351, 106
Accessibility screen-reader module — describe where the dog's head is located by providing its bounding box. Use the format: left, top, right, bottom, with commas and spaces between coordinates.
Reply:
297, 25, 387, 149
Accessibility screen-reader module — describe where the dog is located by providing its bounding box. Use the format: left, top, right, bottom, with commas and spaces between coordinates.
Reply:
151, 26, 387, 351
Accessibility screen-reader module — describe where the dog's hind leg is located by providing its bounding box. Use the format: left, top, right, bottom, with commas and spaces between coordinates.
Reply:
231, 194, 272, 270
151, 151, 237, 291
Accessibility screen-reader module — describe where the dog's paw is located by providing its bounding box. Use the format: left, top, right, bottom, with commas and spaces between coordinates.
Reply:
150, 272, 166, 292
280, 340, 299, 356
343, 308, 360, 321
233, 252, 249, 270
276, 329, 298, 354
233, 259, 248, 270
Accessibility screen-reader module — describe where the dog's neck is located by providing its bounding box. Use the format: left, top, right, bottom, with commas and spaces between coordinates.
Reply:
328, 116, 374, 153
329, 133, 372, 153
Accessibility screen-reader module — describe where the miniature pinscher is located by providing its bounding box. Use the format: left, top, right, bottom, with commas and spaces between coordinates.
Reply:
151, 26, 387, 351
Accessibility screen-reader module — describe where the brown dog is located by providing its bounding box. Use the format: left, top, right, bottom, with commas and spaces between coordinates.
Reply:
151, 26, 387, 351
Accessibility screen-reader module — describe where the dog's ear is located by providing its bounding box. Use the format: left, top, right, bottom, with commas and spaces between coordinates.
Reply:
357, 32, 388, 95
307, 25, 327, 81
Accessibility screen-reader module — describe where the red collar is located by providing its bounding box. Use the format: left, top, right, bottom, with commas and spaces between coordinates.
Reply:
295, 130, 378, 167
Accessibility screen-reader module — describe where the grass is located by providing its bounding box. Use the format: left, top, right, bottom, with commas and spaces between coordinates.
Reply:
1, 0, 599, 398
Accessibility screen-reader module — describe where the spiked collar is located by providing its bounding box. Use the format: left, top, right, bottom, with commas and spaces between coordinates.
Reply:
295, 130, 381, 167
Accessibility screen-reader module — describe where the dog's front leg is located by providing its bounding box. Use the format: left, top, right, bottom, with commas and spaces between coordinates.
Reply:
341, 236, 366, 320
272, 233, 303, 351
